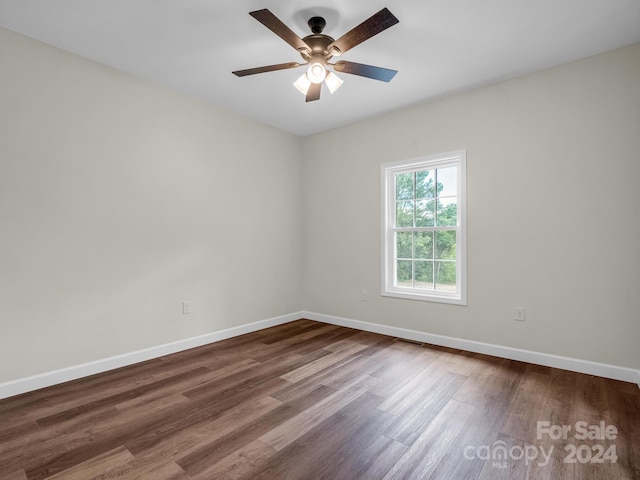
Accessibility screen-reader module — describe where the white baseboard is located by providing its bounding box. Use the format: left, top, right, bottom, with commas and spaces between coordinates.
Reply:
2, 310, 638, 400
0, 312, 300, 400
302, 311, 640, 387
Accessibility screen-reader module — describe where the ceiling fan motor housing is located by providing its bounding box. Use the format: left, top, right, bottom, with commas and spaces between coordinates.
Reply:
298, 16, 342, 63
308, 16, 326, 34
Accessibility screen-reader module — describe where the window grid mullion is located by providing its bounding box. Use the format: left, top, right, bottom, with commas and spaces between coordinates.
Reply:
411, 231, 415, 288
391, 226, 459, 232
413, 171, 417, 229
434, 168, 438, 228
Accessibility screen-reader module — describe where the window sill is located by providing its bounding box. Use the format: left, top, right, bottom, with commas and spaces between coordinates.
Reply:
382, 288, 467, 305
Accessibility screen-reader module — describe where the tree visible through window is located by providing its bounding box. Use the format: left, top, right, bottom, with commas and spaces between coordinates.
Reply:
382, 151, 466, 304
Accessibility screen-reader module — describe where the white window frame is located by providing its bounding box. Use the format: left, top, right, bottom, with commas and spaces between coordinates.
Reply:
381, 150, 467, 305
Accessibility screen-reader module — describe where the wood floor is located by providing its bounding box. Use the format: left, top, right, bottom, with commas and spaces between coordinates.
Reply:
1, 320, 639, 480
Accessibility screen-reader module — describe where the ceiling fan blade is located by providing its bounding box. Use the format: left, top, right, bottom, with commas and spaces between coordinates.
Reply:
233, 62, 302, 77
328, 8, 399, 55
249, 9, 310, 53
306, 82, 321, 102
333, 61, 397, 82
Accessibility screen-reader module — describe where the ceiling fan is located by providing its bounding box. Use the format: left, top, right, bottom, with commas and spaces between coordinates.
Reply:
232, 8, 399, 102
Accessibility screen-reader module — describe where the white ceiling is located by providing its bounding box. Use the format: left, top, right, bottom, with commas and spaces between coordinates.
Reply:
0, 1, 639, 136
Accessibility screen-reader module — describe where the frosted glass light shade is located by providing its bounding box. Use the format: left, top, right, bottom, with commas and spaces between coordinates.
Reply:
293, 73, 311, 95
325, 71, 343, 94
293, 69, 344, 96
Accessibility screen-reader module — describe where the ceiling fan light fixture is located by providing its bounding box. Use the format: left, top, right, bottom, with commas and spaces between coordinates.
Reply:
293, 73, 312, 95
307, 62, 326, 84
235, 8, 400, 102
325, 71, 343, 94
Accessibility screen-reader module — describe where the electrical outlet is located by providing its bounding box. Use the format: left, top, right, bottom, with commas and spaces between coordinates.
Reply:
514, 307, 525, 321
361, 290, 368, 302
182, 301, 191, 314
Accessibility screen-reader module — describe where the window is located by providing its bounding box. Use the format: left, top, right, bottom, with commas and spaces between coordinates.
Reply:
382, 151, 466, 304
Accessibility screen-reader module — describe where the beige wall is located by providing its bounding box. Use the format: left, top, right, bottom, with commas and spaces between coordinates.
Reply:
301, 43, 640, 371
1, 24, 638, 384
0, 27, 303, 382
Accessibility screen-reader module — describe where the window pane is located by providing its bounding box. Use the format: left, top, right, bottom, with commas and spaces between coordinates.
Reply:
414, 231, 433, 259
415, 199, 435, 227
416, 169, 435, 199
435, 261, 456, 291
415, 261, 434, 289
396, 232, 412, 259
435, 231, 456, 259
437, 198, 457, 226
396, 260, 413, 287
396, 201, 414, 227
396, 173, 414, 200
437, 166, 457, 197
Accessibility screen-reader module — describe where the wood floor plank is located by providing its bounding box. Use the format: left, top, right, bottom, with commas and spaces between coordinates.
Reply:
0, 319, 638, 480
174, 384, 334, 476
36, 366, 211, 427
45, 446, 135, 480
500, 367, 551, 442
94, 453, 191, 480
180, 355, 315, 402
427, 393, 516, 479
292, 392, 395, 480
186, 439, 277, 480
263, 322, 339, 346
102, 395, 283, 478
453, 357, 516, 405
1, 470, 28, 480
383, 370, 467, 445
258, 320, 331, 345
0, 406, 124, 478
115, 391, 191, 413
382, 398, 477, 480
474, 433, 528, 480
259, 374, 381, 451
367, 342, 439, 398
602, 386, 640, 480
347, 434, 408, 480
254, 327, 364, 363
21, 407, 167, 479
22, 374, 283, 479
122, 461, 189, 480
318, 342, 394, 390
431, 348, 483, 377
279, 341, 369, 383
268, 347, 382, 404
377, 362, 448, 415
237, 391, 392, 480
573, 373, 610, 417
0, 420, 40, 446
124, 376, 289, 456
0, 369, 159, 427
